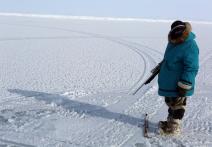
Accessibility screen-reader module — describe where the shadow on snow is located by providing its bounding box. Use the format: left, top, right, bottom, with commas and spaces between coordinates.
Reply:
8, 89, 157, 128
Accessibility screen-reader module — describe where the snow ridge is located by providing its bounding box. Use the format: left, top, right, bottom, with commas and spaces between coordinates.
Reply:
1, 12, 212, 24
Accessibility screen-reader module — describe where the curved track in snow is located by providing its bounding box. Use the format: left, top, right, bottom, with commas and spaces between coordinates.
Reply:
0, 21, 163, 147
1, 18, 211, 147
0, 22, 162, 95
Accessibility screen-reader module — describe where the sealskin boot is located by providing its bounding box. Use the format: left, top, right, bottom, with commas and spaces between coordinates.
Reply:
159, 119, 181, 136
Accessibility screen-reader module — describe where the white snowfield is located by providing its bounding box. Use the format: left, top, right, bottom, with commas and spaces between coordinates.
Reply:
0, 14, 212, 147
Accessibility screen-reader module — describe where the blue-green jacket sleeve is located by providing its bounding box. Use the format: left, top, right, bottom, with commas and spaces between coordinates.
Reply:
180, 40, 199, 88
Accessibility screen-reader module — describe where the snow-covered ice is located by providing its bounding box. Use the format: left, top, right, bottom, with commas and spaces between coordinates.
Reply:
0, 14, 212, 147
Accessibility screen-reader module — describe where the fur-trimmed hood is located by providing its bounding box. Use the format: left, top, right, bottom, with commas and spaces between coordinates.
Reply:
168, 22, 192, 44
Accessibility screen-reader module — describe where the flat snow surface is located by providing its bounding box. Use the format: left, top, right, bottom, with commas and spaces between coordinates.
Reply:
0, 15, 212, 147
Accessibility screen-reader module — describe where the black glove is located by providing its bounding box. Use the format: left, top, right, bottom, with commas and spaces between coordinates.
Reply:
177, 86, 187, 97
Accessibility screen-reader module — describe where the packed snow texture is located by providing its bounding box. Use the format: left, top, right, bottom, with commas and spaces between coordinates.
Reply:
0, 15, 212, 147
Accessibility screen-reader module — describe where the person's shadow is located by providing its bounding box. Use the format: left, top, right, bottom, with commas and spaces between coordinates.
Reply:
8, 89, 157, 129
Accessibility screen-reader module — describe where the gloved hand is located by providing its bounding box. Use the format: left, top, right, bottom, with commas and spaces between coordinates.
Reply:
177, 86, 187, 97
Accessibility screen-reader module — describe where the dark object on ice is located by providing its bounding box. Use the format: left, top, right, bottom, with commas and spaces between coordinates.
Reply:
144, 113, 149, 138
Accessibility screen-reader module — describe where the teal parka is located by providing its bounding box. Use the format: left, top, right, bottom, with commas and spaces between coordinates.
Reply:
158, 32, 199, 97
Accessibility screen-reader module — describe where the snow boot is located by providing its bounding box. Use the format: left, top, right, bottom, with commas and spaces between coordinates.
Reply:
159, 119, 181, 136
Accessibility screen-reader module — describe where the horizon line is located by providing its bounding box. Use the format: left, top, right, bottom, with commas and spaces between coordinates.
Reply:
0, 12, 212, 25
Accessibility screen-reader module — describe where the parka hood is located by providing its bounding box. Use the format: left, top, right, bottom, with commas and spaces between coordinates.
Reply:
169, 22, 194, 44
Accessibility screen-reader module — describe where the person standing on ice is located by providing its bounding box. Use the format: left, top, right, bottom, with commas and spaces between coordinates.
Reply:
157, 20, 199, 135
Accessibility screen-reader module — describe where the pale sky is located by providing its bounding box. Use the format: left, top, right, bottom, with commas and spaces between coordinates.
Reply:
0, 0, 211, 21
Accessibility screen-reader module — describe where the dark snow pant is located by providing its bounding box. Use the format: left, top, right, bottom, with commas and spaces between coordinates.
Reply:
165, 97, 187, 120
